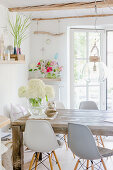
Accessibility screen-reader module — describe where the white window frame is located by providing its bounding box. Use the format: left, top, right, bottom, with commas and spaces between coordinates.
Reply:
69, 28, 106, 110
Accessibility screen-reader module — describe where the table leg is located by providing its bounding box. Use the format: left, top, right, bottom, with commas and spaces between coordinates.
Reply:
12, 126, 24, 170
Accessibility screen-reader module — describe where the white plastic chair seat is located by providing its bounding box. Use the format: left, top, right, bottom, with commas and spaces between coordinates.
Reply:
24, 120, 59, 153
24, 120, 62, 170
98, 146, 113, 158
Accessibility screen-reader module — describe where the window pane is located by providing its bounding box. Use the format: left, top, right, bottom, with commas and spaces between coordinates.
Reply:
107, 32, 113, 52
74, 60, 86, 85
107, 31, 113, 110
74, 32, 86, 58
88, 86, 100, 108
73, 87, 86, 109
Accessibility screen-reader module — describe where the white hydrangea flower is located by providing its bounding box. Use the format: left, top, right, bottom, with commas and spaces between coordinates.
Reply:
18, 79, 55, 99
28, 79, 45, 89
45, 85, 55, 99
18, 86, 27, 97
27, 79, 46, 98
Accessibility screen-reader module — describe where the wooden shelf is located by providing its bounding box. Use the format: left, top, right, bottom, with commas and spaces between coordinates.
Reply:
29, 77, 61, 81
0, 60, 25, 64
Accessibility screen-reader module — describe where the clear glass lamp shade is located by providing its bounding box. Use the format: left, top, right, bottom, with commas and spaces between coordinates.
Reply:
82, 62, 108, 83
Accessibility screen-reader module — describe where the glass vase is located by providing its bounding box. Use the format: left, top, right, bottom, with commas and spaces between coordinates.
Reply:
28, 98, 46, 116
14, 47, 17, 55
17, 48, 21, 55
45, 72, 58, 79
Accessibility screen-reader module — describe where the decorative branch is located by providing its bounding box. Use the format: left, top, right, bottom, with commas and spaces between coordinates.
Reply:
34, 31, 64, 36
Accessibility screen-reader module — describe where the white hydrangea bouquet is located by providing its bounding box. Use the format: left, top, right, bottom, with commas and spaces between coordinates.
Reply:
18, 79, 55, 115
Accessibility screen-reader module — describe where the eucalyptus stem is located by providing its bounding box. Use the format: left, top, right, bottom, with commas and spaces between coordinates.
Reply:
46, 95, 48, 102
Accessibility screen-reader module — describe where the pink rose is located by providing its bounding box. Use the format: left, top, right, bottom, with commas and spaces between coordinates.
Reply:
37, 62, 41, 66
41, 67, 46, 73
47, 67, 52, 72
58, 66, 63, 71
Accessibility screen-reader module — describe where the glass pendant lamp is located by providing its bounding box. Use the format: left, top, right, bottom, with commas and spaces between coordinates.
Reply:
82, 41, 108, 83
82, 0, 108, 83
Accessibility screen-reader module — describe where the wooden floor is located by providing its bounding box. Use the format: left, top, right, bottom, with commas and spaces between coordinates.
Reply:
24, 137, 113, 170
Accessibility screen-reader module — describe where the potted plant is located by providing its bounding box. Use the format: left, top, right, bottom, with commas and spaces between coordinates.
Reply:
8, 14, 31, 55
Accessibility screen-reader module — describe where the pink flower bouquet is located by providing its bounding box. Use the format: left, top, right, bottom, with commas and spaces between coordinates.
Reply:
36, 59, 63, 78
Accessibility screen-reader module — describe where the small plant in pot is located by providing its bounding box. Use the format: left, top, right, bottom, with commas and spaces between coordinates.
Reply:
8, 14, 31, 55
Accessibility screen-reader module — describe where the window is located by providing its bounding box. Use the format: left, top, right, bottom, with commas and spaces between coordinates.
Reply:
107, 31, 113, 110
70, 29, 106, 109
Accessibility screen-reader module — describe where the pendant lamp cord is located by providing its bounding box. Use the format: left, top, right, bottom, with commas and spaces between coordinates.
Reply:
58, 19, 60, 34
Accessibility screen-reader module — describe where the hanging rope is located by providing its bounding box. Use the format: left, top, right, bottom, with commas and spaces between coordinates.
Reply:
95, 0, 97, 14
34, 19, 64, 36
37, 21, 38, 32
58, 19, 60, 34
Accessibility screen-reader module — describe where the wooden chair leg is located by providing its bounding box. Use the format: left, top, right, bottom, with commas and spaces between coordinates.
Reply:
29, 153, 35, 170
101, 159, 107, 170
49, 154, 53, 170
100, 136, 105, 147
64, 135, 68, 150
35, 153, 39, 170
73, 153, 75, 159
91, 162, 94, 170
51, 153, 53, 158
74, 159, 80, 170
96, 136, 99, 146
86, 160, 89, 169
53, 151, 61, 170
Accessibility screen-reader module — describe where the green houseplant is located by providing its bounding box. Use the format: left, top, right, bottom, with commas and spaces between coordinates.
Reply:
8, 14, 31, 54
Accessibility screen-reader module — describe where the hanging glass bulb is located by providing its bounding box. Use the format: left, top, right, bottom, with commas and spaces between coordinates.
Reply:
82, 42, 108, 83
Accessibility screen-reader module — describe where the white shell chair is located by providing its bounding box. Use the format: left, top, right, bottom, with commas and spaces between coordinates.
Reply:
79, 101, 98, 110
68, 123, 113, 170
79, 101, 105, 148
24, 120, 61, 170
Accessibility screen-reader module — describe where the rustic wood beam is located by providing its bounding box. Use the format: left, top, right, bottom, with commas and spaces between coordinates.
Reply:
32, 13, 113, 21
9, 1, 113, 12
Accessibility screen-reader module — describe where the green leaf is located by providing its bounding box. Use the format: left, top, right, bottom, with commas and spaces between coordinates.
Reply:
29, 69, 33, 71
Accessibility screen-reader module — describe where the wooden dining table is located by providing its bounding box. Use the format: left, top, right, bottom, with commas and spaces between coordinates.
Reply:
12, 109, 113, 170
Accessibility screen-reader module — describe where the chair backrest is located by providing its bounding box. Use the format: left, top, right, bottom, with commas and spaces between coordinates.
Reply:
68, 123, 101, 160
55, 101, 65, 109
24, 120, 59, 153
79, 101, 98, 110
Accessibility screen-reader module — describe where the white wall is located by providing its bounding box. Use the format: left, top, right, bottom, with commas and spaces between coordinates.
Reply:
0, 5, 30, 114
30, 16, 113, 108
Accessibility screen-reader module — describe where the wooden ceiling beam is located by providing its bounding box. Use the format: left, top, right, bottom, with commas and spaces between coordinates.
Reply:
32, 13, 113, 21
9, 1, 113, 12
